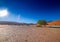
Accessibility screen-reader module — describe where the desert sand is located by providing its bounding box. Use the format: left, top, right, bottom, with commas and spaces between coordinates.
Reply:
0, 25, 60, 42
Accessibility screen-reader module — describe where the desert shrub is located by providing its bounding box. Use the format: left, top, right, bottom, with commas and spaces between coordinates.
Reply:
36, 24, 41, 27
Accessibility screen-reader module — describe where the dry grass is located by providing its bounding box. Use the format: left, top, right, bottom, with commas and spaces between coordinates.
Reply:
0, 25, 9, 28
0, 25, 60, 42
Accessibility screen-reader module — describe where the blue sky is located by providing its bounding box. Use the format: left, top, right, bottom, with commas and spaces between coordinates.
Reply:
0, 0, 60, 23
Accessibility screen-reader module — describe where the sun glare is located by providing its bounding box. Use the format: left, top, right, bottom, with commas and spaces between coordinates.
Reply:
0, 9, 8, 17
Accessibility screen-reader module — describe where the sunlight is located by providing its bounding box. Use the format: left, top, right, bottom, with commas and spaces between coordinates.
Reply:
0, 9, 8, 17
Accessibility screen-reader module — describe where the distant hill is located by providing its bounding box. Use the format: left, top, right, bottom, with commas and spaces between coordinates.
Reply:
0, 21, 34, 25
0, 21, 23, 25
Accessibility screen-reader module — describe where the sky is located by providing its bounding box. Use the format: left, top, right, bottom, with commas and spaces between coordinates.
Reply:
0, 0, 60, 23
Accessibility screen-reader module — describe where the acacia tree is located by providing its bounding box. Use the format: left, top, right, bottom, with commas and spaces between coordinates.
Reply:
37, 20, 47, 26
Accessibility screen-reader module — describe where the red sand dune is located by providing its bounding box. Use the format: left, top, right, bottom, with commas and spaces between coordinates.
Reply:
48, 20, 60, 25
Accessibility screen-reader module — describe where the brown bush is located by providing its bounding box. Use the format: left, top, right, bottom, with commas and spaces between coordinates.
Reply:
36, 24, 41, 27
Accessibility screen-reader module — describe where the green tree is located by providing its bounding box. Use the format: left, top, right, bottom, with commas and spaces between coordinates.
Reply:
37, 20, 47, 26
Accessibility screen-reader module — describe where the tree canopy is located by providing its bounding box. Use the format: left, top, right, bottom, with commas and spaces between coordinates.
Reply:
37, 20, 47, 25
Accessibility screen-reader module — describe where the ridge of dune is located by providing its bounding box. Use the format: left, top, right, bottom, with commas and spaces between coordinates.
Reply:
48, 20, 60, 25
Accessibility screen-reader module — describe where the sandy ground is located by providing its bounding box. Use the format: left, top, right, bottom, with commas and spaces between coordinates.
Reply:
0, 25, 60, 42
